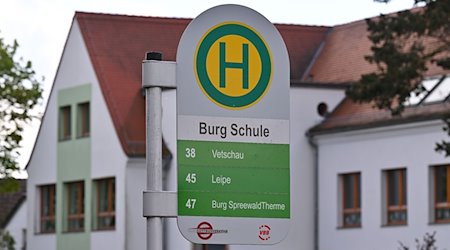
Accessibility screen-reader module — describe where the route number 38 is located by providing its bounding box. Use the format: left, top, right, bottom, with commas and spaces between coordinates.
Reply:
185, 148, 196, 158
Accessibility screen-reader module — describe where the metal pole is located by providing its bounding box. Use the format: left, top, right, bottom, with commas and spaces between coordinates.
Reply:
145, 52, 163, 250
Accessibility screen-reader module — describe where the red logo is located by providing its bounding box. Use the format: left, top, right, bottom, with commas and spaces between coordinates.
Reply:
191, 222, 228, 240
196, 222, 214, 240
258, 224, 271, 241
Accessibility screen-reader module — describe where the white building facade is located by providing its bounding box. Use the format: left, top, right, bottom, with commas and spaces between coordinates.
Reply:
25, 9, 450, 250
314, 119, 450, 250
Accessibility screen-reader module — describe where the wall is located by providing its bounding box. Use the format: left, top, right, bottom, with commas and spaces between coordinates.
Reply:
57, 84, 91, 250
5, 201, 27, 250
90, 53, 127, 250
316, 120, 450, 250
27, 20, 127, 250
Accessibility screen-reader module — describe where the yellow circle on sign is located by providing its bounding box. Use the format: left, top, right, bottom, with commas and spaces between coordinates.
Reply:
194, 21, 273, 109
205, 35, 262, 97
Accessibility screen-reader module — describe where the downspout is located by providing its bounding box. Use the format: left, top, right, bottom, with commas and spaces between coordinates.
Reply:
307, 133, 319, 250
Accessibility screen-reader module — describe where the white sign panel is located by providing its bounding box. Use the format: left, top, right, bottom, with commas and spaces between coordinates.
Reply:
176, 4, 290, 245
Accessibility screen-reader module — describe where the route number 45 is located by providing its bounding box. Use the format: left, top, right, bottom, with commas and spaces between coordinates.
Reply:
185, 173, 197, 184
186, 198, 197, 209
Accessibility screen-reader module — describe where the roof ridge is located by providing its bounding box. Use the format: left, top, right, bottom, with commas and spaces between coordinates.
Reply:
331, 5, 423, 30
75, 11, 193, 22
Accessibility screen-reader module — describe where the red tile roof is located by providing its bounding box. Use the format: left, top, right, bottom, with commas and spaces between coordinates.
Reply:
305, 7, 447, 84
305, 11, 450, 134
309, 99, 450, 135
276, 24, 329, 80
304, 19, 376, 83
76, 13, 191, 156
74, 10, 448, 142
75, 12, 329, 156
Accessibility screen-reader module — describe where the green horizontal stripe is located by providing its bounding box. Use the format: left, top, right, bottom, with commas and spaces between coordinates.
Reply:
178, 191, 290, 218
179, 166, 289, 193
177, 140, 289, 168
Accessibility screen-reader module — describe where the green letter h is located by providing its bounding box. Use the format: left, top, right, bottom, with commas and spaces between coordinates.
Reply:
219, 42, 249, 89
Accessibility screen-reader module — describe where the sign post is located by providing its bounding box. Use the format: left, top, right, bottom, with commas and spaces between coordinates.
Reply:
177, 4, 290, 245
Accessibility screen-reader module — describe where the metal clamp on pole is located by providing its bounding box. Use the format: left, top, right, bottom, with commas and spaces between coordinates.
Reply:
142, 53, 176, 88
143, 191, 177, 217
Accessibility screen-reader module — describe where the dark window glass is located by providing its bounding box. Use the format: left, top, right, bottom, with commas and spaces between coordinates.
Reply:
343, 174, 354, 209
67, 181, 84, 232
40, 184, 56, 233
386, 169, 407, 225
96, 178, 115, 230
59, 106, 71, 140
435, 166, 450, 222
77, 102, 90, 138
436, 166, 447, 203
341, 173, 361, 228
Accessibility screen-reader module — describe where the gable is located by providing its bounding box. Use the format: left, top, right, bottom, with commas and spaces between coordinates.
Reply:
75, 12, 329, 156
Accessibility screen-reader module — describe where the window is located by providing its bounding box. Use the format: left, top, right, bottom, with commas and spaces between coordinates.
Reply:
434, 165, 450, 223
40, 184, 56, 233
94, 178, 115, 230
77, 102, 90, 138
423, 76, 450, 103
405, 75, 450, 106
340, 172, 361, 228
59, 105, 71, 140
406, 77, 441, 105
385, 169, 407, 225
67, 181, 84, 232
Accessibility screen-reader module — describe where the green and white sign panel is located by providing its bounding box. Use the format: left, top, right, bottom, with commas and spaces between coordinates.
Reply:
176, 4, 290, 245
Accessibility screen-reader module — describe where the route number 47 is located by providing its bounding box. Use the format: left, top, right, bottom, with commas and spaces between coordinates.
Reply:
186, 198, 197, 209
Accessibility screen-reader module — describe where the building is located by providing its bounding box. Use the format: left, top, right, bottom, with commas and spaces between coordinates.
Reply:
306, 18, 450, 249
25, 8, 449, 250
0, 179, 27, 250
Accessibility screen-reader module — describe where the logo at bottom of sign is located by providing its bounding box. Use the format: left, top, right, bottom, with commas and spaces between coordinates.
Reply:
258, 224, 271, 241
190, 221, 228, 240
188, 221, 274, 242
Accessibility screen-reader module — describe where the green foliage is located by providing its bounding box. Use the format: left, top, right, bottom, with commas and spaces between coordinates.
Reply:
435, 115, 450, 156
398, 232, 438, 250
0, 33, 43, 189
0, 178, 20, 193
0, 230, 15, 250
347, 0, 450, 115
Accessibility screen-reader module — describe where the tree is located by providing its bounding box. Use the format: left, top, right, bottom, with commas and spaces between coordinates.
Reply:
346, 0, 450, 154
398, 232, 439, 250
0, 34, 43, 192
0, 230, 15, 250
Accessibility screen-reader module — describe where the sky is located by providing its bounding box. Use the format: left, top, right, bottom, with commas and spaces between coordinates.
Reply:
0, 0, 417, 177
